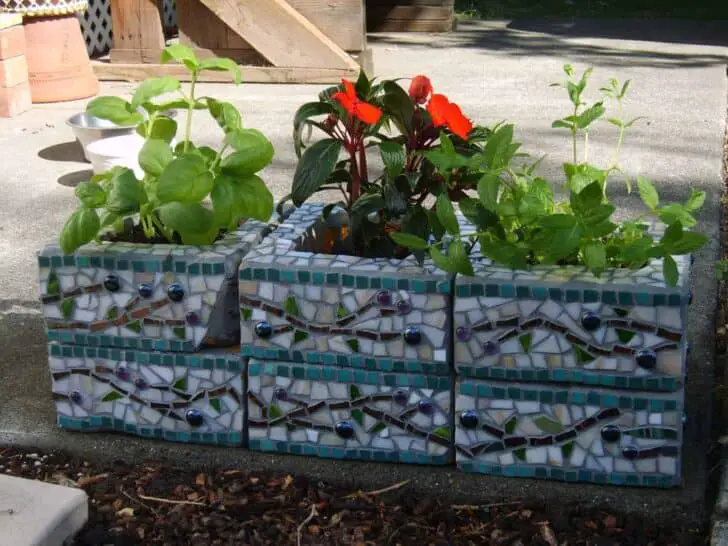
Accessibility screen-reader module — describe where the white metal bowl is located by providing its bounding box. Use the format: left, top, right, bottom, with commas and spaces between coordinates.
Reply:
66, 112, 138, 162
85, 134, 145, 179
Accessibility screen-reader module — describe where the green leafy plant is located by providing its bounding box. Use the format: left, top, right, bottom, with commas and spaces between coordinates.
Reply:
390, 64, 708, 286
59, 44, 275, 254
286, 71, 491, 259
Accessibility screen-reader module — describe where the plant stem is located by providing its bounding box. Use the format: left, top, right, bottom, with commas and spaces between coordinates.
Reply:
183, 71, 198, 153
358, 144, 368, 185
211, 143, 229, 171
583, 131, 589, 163
349, 148, 361, 204
572, 104, 579, 164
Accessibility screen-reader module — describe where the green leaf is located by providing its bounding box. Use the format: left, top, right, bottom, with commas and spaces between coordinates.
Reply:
434, 426, 451, 439
350, 408, 364, 426
436, 194, 459, 235
447, 240, 475, 276
234, 174, 274, 222
126, 320, 142, 333
346, 339, 359, 352
354, 69, 371, 97
268, 404, 282, 419
209, 398, 222, 413
379, 141, 405, 177
536, 214, 583, 262
199, 57, 241, 84
211, 173, 273, 228
173, 327, 186, 339
389, 232, 429, 250
552, 119, 574, 130
105, 306, 118, 320
573, 345, 595, 364
138, 138, 173, 176
293, 330, 308, 343
370, 423, 387, 434
173, 378, 187, 391
47, 271, 60, 296
60, 208, 100, 254
513, 448, 526, 461
582, 241, 607, 277
571, 180, 604, 212
102, 391, 124, 402
241, 308, 252, 321
207, 98, 242, 133
74, 181, 106, 208
566, 81, 580, 106
666, 231, 708, 255
61, 298, 75, 319
575, 102, 605, 129
291, 139, 342, 206
637, 176, 659, 210
160, 44, 198, 69
157, 154, 214, 203
105, 169, 145, 215
616, 329, 635, 343
221, 129, 275, 176
606, 117, 623, 128
349, 384, 362, 400
86, 96, 143, 126
351, 193, 385, 216
658, 204, 697, 228
158, 202, 214, 235
293, 101, 336, 156
284, 295, 300, 316
483, 124, 514, 170
477, 173, 501, 212
663, 255, 679, 286
142, 116, 177, 143
518, 333, 532, 352
561, 441, 575, 460
534, 415, 563, 433
382, 80, 414, 130
564, 163, 606, 195
504, 417, 517, 435
337, 304, 348, 318
131, 76, 180, 109
684, 189, 706, 212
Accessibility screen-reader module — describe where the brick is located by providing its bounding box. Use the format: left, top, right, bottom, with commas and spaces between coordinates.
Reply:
0, 81, 31, 117
0, 25, 26, 60
0, 55, 28, 88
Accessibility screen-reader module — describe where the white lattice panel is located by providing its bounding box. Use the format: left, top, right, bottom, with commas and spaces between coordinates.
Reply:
79, 0, 111, 57
163, 0, 176, 29
0, 0, 88, 15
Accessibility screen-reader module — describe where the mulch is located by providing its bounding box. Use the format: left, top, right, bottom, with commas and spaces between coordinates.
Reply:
0, 447, 703, 546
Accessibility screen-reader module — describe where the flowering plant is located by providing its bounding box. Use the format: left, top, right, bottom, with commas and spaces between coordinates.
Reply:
285, 71, 491, 258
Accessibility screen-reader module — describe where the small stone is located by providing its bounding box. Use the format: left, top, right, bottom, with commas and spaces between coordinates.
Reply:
34, 461, 41, 467
185, 409, 204, 427
396, 299, 412, 315
456, 326, 471, 342
483, 341, 499, 356
116, 367, 130, 381
134, 378, 148, 390
393, 390, 408, 406
459, 410, 479, 429
103, 275, 120, 292
167, 284, 185, 302
335, 420, 355, 439
600, 425, 621, 443
403, 326, 421, 345
26, 453, 38, 460
274, 388, 288, 401
185, 311, 199, 325
635, 349, 657, 369
581, 312, 601, 331
138, 283, 153, 298
254, 321, 273, 338
376, 290, 392, 306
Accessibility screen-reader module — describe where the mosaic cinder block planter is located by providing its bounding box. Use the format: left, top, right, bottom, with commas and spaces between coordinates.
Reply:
455, 380, 683, 487
453, 256, 691, 391
48, 343, 243, 445
239, 204, 453, 375
38, 219, 277, 353
247, 359, 453, 464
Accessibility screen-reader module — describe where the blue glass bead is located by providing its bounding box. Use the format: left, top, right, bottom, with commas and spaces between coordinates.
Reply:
417, 399, 434, 414
69, 390, 83, 405
456, 326, 471, 342
483, 341, 499, 356
600, 425, 621, 443
104, 274, 120, 292
185, 409, 203, 427
138, 283, 153, 298
635, 349, 657, 370
459, 410, 479, 429
581, 311, 601, 331
396, 299, 412, 315
622, 445, 639, 460
403, 326, 421, 345
335, 420, 355, 439
393, 390, 408, 406
167, 284, 185, 302
255, 321, 273, 338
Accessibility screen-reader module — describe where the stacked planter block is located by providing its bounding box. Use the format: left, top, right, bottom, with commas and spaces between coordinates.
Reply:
38, 219, 278, 445
452, 250, 690, 488
239, 204, 454, 464
0, 13, 31, 117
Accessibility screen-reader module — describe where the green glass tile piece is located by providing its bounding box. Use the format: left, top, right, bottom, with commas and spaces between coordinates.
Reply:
634, 292, 651, 305
298, 271, 311, 283
411, 279, 426, 293
370, 277, 382, 289
586, 392, 601, 405
629, 377, 645, 389
523, 389, 538, 401
38, 256, 50, 268
566, 290, 580, 302
239, 268, 252, 280
117, 259, 130, 270
583, 290, 599, 303
355, 276, 369, 289
548, 288, 562, 301
485, 284, 499, 297
281, 270, 296, 283
456, 285, 470, 298
63, 255, 75, 267
668, 294, 682, 307
312, 272, 325, 284
653, 294, 666, 306
342, 274, 354, 287
326, 273, 339, 284
618, 292, 633, 305
532, 287, 548, 300
633, 398, 648, 410
397, 278, 409, 290
51, 256, 63, 268
601, 291, 617, 305
501, 284, 514, 298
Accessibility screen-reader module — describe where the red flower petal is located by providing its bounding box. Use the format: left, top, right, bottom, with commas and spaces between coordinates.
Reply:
427, 94, 450, 127
342, 79, 357, 100
444, 102, 473, 140
332, 91, 356, 115
354, 102, 382, 125
409, 75, 433, 104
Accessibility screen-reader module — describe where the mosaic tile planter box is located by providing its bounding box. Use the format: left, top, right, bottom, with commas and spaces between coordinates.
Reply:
38, 218, 278, 353
239, 203, 453, 375
455, 381, 683, 488
48, 343, 244, 445
247, 359, 453, 464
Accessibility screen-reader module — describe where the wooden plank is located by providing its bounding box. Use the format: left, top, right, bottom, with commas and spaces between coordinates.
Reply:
92, 61, 359, 84
109, 0, 165, 64
197, 0, 359, 69
368, 6, 453, 19
367, 17, 456, 32
366, 0, 453, 5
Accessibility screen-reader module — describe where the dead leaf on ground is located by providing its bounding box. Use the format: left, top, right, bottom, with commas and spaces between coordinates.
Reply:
77, 473, 108, 487
283, 474, 294, 490
195, 473, 206, 487
539, 523, 558, 546
116, 507, 134, 518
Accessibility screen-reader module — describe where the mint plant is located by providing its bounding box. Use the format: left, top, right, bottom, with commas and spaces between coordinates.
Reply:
60, 44, 275, 254
390, 64, 708, 286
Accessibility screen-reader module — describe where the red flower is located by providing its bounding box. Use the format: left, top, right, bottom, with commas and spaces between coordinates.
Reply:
408, 75, 433, 104
332, 79, 382, 125
426, 93, 473, 140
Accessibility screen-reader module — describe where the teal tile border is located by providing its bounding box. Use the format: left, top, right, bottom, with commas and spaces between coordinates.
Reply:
457, 381, 682, 412
39, 254, 228, 276
249, 439, 451, 465
242, 346, 450, 376
239, 266, 452, 294
248, 359, 452, 390
48, 342, 243, 372
456, 462, 679, 488
47, 330, 196, 353
57, 416, 243, 446
455, 282, 688, 307
456, 365, 681, 392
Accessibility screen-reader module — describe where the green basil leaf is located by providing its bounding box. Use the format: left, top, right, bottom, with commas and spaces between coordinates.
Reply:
157, 154, 214, 203
234, 174, 275, 222
60, 208, 100, 254
198, 57, 241, 84
221, 129, 275, 175
477, 173, 501, 212
582, 241, 607, 277
157, 202, 214, 235
447, 239, 474, 276
74, 181, 106, 208
290, 138, 342, 206
662, 255, 679, 286
105, 169, 145, 215
160, 44, 198, 70
131, 76, 180, 109
664, 230, 709, 255
206, 98, 242, 133
658, 204, 696, 228
144, 116, 177, 143
138, 138, 173, 177
637, 175, 659, 210
436, 194, 459, 235
389, 232, 429, 250
86, 96, 142, 126
684, 189, 706, 212
575, 102, 605, 129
